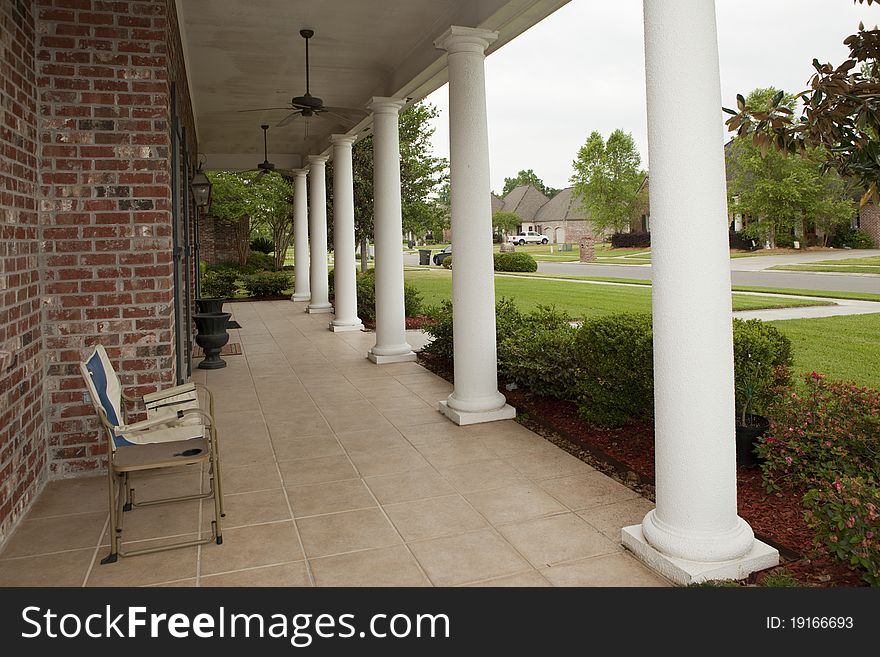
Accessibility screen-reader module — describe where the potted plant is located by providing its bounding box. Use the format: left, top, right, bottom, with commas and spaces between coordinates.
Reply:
734, 353, 771, 468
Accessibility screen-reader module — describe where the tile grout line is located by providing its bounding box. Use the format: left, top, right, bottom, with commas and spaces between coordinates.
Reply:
81, 513, 111, 587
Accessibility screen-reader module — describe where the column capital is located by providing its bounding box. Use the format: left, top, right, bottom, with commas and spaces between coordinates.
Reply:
434, 26, 498, 55
292, 168, 309, 178
329, 134, 357, 147
368, 97, 406, 115
306, 154, 328, 166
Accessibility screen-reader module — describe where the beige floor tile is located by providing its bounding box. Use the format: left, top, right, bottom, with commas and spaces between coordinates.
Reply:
200, 521, 304, 575
464, 483, 565, 526
271, 434, 344, 462
279, 455, 358, 487
200, 561, 311, 587
395, 421, 467, 445
504, 449, 595, 480
347, 445, 430, 477
334, 427, 410, 454
220, 462, 283, 494
409, 528, 531, 586
287, 479, 377, 518
383, 495, 488, 542
576, 497, 656, 540
0, 511, 106, 559
386, 407, 448, 427
368, 395, 434, 413
539, 471, 640, 511
27, 476, 106, 519
296, 508, 401, 558
129, 470, 204, 502
327, 410, 396, 434
210, 389, 260, 413
478, 430, 563, 458
0, 548, 94, 586
364, 468, 455, 504
212, 489, 291, 529
417, 439, 496, 469
353, 379, 413, 399
437, 458, 528, 493
87, 537, 200, 586
265, 416, 333, 439
541, 553, 670, 587
498, 513, 619, 567
219, 436, 276, 467
149, 578, 197, 587
464, 570, 551, 587
104, 500, 200, 544
310, 545, 429, 586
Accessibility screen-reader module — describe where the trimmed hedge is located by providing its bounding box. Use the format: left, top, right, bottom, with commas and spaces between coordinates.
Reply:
610, 232, 650, 248
354, 269, 423, 321
201, 268, 239, 298
241, 271, 292, 297
831, 226, 875, 249
245, 250, 275, 272
493, 252, 537, 272
729, 231, 757, 251
442, 256, 452, 269
732, 319, 792, 422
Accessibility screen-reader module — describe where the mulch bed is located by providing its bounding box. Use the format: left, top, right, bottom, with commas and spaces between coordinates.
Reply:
418, 351, 867, 587
361, 315, 434, 331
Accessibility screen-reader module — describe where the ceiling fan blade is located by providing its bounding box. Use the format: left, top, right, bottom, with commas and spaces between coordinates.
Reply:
276, 111, 304, 128
237, 107, 294, 113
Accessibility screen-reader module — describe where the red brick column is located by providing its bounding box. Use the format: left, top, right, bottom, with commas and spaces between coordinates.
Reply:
859, 203, 880, 247
36, 0, 186, 476
579, 236, 596, 262
0, 0, 46, 543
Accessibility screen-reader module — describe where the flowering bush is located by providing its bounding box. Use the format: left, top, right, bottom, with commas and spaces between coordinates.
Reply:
803, 477, 880, 586
757, 373, 880, 492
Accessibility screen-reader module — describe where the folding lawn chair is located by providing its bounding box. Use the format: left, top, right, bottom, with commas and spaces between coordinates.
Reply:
80, 345, 224, 563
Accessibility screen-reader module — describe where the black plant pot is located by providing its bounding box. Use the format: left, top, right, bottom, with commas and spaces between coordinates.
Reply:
735, 414, 770, 469
193, 312, 231, 369
196, 297, 225, 314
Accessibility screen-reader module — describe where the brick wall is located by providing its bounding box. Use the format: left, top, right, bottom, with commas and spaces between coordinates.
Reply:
0, 0, 46, 544
35, 0, 192, 476
859, 202, 880, 247
199, 214, 248, 266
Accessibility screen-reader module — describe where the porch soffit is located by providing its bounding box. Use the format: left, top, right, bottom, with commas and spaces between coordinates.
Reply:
177, 0, 570, 170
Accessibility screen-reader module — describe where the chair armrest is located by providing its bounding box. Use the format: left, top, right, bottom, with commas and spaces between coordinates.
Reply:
143, 382, 196, 404
117, 410, 185, 433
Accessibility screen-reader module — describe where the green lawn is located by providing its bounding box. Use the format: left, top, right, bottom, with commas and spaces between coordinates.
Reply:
770, 313, 880, 389
812, 256, 880, 266
770, 264, 880, 274
405, 270, 829, 319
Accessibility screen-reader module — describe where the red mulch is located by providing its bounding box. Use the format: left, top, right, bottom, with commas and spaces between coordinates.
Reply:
362, 315, 434, 331
418, 352, 868, 587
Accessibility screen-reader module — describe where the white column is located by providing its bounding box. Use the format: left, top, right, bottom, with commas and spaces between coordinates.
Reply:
434, 26, 515, 425
291, 168, 310, 302
329, 134, 363, 332
366, 97, 415, 364
306, 155, 332, 313
622, 0, 778, 585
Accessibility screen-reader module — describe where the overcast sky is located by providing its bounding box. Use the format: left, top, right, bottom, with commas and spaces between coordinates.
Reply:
423, 0, 876, 194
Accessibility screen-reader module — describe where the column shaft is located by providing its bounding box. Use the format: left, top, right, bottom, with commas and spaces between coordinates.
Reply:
367, 98, 415, 363
330, 135, 362, 331
291, 169, 310, 301
307, 155, 332, 313
434, 26, 514, 425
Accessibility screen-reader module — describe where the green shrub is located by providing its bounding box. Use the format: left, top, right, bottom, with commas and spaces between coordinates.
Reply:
804, 476, 880, 586
574, 313, 654, 427
245, 250, 275, 272
423, 300, 455, 360
250, 235, 274, 254
354, 269, 422, 321
757, 373, 880, 492
241, 271, 292, 297
831, 226, 875, 249
732, 319, 793, 422
498, 306, 579, 399
201, 268, 239, 298
442, 256, 452, 269
493, 252, 537, 272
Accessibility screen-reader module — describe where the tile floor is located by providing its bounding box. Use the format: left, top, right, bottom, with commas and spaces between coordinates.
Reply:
0, 300, 669, 587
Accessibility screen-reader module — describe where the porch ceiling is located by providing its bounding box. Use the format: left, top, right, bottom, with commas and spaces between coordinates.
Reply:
177, 0, 569, 171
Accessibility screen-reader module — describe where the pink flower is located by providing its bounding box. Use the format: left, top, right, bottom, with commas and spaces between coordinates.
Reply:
785, 456, 793, 465
866, 531, 874, 539
833, 479, 842, 493
844, 516, 856, 529
830, 535, 839, 543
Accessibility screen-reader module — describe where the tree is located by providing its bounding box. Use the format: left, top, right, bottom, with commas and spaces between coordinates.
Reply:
206, 171, 257, 265
725, 2, 880, 201
570, 129, 644, 233
249, 173, 294, 270
328, 101, 449, 270
501, 169, 558, 198
727, 88, 855, 247
492, 211, 521, 239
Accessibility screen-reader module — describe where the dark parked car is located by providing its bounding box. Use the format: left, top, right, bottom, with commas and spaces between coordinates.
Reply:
433, 245, 452, 265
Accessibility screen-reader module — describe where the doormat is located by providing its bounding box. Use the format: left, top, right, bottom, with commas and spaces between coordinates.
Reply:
228, 320, 242, 329
212, 343, 242, 356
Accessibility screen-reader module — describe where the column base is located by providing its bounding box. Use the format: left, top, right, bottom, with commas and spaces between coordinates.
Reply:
291, 293, 310, 302
437, 400, 516, 426
329, 322, 363, 332
621, 524, 779, 586
367, 351, 417, 364
307, 305, 333, 314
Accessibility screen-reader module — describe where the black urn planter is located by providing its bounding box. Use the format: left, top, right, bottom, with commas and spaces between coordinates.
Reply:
193, 312, 231, 369
735, 414, 770, 469
195, 297, 225, 314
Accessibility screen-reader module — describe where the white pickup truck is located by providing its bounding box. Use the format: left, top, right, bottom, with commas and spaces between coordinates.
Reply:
508, 231, 548, 245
